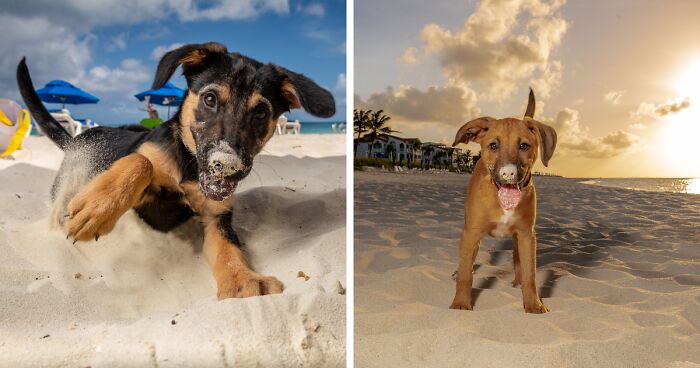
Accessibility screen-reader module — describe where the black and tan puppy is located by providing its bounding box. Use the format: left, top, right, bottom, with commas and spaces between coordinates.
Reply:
449, 90, 556, 313
16, 42, 335, 299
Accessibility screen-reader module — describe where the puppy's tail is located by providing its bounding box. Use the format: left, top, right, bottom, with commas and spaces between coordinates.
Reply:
16, 58, 72, 150
524, 88, 535, 119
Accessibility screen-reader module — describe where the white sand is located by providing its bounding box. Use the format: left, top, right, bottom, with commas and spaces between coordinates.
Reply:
355, 171, 700, 367
0, 134, 346, 367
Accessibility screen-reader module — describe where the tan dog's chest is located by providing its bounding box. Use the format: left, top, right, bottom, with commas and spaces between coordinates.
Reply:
489, 210, 517, 238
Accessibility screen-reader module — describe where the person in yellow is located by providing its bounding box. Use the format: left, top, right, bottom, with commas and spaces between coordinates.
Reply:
0, 99, 31, 158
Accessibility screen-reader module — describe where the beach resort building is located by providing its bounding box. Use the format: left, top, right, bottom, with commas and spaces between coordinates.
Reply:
355, 134, 413, 163
421, 143, 461, 167
356, 135, 468, 168
403, 138, 422, 164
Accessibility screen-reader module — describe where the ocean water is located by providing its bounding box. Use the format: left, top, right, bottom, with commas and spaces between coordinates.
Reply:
579, 178, 700, 195
299, 121, 346, 134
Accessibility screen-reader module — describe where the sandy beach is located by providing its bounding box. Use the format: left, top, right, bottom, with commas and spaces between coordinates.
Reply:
355, 170, 700, 367
0, 134, 346, 367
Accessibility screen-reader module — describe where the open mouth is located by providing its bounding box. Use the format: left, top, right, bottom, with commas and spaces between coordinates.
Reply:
198, 172, 238, 201
495, 182, 521, 211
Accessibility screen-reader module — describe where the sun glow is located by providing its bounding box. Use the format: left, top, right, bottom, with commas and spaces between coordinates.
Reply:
662, 59, 700, 177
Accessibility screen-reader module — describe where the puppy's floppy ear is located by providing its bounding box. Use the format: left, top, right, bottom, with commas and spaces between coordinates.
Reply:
274, 66, 336, 118
452, 117, 494, 147
524, 118, 557, 167
152, 42, 228, 89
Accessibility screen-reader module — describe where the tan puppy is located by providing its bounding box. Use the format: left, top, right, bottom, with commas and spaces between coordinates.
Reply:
449, 90, 557, 314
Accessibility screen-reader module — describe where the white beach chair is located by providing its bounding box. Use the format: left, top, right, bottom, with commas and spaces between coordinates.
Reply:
285, 119, 301, 135
276, 114, 287, 135
48, 108, 97, 137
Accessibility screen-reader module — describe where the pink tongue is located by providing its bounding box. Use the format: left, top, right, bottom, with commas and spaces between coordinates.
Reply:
498, 185, 521, 211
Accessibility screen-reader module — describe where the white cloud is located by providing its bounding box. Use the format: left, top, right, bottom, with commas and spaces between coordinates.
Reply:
303, 3, 325, 17
414, 0, 568, 100
530, 60, 562, 100
357, 83, 480, 126
399, 47, 420, 65
332, 73, 347, 115
0, 0, 293, 102
0, 14, 91, 100
2, 0, 290, 28
548, 108, 641, 159
136, 26, 171, 41
303, 27, 332, 41
604, 90, 625, 105
107, 33, 127, 51
358, 0, 568, 142
76, 58, 150, 94
632, 97, 690, 119
150, 43, 185, 61
334, 73, 346, 92
174, 0, 290, 21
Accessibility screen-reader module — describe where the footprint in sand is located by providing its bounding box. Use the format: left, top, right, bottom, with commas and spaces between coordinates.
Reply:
377, 229, 412, 259
415, 218, 438, 226
378, 229, 399, 247
390, 247, 411, 260
631, 312, 679, 328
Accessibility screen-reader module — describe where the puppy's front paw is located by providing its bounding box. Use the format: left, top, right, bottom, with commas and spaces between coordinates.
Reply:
524, 299, 549, 314
66, 194, 122, 242
217, 272, 284, 300
449, 297, 473, 310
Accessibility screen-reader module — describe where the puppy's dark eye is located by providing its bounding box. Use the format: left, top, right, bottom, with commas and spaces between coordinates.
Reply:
488, 142, 498, 151
519, 142, 530, 151
254, 107, 269, 121
202, 92, 217, 108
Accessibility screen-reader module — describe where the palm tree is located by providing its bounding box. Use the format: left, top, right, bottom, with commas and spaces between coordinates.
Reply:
365, 110, 397, 158
461, 149, 473, 173
470, 153, 481, 172
385, 144, 397, 165
422, 145, 434, 169
410, 139, 422, 167
433, 150, 444, 169
353, 109, 370, 157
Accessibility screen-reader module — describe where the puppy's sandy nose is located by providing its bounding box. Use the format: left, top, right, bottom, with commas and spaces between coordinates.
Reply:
499, 164, 517, 183
208, 151, 244, 178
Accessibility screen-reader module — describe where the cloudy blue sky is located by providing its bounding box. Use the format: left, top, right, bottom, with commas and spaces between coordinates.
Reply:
0, 0, 346, 125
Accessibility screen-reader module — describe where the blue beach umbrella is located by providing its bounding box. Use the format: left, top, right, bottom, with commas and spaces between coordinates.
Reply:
36, 80, 99, 109
134, 82, 185, 118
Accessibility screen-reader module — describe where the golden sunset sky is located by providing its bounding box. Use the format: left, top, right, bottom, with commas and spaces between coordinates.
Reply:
355, 0, 700, 178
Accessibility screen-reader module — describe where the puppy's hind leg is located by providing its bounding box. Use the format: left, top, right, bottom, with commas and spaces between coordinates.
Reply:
66, 154, 153, 242
48, 154, 93, 229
